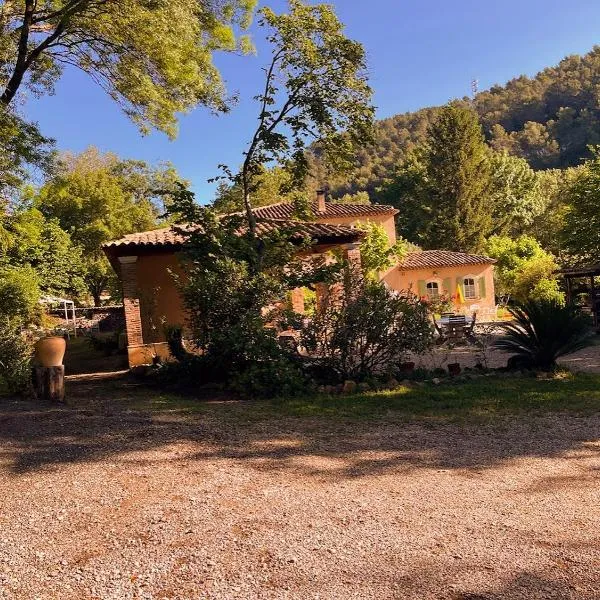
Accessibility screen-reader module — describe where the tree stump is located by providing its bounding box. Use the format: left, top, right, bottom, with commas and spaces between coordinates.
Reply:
33, 366, 65, 402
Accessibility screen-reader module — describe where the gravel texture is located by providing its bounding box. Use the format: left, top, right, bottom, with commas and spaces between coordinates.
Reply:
0, 377, 599, 599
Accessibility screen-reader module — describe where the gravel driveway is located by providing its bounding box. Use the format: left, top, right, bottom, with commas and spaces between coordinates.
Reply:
1, 376, 599, 599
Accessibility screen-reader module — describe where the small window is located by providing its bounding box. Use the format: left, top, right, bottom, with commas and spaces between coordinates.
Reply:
464, 277, 477, 299
426, 281, 439, 299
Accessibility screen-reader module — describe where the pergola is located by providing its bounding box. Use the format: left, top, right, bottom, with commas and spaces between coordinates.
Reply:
559, 264, 600, 327
39, 294, 77, 337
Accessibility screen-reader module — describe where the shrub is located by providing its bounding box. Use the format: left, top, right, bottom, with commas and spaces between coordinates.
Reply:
0, 317, 33, 395
0, 265, 41, 322
301, 275, 434, 382
494, 299, 591, 370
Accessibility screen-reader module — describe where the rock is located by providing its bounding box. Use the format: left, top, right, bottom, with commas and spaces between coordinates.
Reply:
432, 378, 441, 385
357, 382, 371, 392
400, 379, 412, 387
342, 380, 357, 394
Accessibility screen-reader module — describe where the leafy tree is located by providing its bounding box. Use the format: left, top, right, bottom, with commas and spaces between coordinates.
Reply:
165, 185, 337, 395
525, 167, 579, 256
379, 104, 492, 252
35, 147, 182, 304
1, 206, 86, 298
358, 222, 408, 278
212, 166, 295, 214
488, 151, 545, 236
0, 110, 54, 198
563, 147, 600, 262
334, 191, 371, 205
485, 235, 563, 303
221, 0, 373, 235
0, 265, 40, 322
0, 0, 256, 137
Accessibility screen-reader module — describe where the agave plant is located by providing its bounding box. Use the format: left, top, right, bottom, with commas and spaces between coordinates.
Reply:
494, 299, 592, 370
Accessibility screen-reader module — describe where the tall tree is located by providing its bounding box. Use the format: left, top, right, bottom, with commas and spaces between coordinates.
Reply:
379, 104, 492, 252
217, 0, 373, 237
562, 147, 600, 263
0, 0, 256, 137
36, 147, 184, 304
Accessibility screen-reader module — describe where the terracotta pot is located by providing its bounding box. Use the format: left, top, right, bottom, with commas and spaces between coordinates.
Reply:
35, 336, 66, 367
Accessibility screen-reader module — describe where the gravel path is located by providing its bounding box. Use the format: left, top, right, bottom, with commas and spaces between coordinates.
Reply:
1, 379, 599, 599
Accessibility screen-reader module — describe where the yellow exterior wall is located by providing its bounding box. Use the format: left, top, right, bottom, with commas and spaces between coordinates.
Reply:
382, 263, 496, 312
316, 214, 397, 244
134, 252, 189, 343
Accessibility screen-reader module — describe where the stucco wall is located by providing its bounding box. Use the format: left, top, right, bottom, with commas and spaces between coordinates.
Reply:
317, 213, 397, 244
382, 263, 496, 311
134, 252, 188, 343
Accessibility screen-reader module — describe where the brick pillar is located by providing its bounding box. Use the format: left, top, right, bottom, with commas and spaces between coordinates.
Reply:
343, 243, 362, 272
314, 282, 329, 311
118, 256, 144, 347
290, 287, 305, 314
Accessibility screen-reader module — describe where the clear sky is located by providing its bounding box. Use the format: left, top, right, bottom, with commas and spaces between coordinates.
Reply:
23, 0, 600, 201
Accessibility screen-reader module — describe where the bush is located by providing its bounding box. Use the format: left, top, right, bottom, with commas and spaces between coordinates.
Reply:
0, 317, 33, 395
0, 265, 41, 322
301, 276, 434, 382
494, 299, 591, 370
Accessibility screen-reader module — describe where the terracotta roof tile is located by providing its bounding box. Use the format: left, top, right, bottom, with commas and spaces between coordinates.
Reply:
103, 219, 364, 252
248, 201, 398, 220
397, 250, 496, 270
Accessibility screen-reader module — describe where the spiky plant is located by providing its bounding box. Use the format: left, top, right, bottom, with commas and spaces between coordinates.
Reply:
494, 299, 592, 370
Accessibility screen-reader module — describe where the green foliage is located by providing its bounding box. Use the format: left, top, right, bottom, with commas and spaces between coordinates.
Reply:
312, 46, 600, 199
0, 317, 33, 395
484, 235, 563, 303
334, 191, 371, 205
0, 265, 41, 322
0, 110, 55, 197
563, 147, 600, 262
165, 184, 336, 394
495, 300, 590, 369
488, 151, 545, 236
0, 0, 256, 136
35, 147, 183, 304
1, 206, 86, 298
301, 275, 433, 382
228, 0, 373, 227
212, 166, 295, 214
358, 222, 408, 277
380, 104, 493, 252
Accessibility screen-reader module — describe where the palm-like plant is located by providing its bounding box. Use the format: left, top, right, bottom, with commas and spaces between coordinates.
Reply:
494, 299, 592, 370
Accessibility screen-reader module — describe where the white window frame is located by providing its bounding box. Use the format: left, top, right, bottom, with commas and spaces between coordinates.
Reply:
463, 276, 478, 300
426, 280, 440, 299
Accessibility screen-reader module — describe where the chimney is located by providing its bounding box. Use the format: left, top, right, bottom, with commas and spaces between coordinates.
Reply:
316, 189, 326, 213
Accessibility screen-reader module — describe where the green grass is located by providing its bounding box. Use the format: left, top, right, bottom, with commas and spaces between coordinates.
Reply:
136, 372, 600, 425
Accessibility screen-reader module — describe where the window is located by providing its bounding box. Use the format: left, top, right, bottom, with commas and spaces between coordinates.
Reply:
426, 281, 439, 299
464, 277, 477, 299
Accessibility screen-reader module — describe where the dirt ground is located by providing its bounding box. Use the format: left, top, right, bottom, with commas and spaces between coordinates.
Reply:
1, 375, 599, 600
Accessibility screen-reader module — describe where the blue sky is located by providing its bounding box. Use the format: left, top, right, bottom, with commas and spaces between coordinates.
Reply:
24, 0, 600, 201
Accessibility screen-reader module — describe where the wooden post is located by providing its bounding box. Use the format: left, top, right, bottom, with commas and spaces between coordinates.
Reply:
33, 366, 65, 402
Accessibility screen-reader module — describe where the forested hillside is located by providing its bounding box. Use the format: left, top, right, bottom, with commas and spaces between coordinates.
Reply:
321, 46, 600, 197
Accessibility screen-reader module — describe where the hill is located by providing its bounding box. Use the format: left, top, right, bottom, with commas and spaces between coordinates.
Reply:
321, 46, 600, 198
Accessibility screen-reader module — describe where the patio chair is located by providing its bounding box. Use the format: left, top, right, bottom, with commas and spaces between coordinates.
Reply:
432, 315, 446, 345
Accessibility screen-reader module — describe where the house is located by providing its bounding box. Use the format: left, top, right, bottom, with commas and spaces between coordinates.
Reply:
382, 250, 497, 314
104, 192, 496, 366
103, 197, 374, 366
